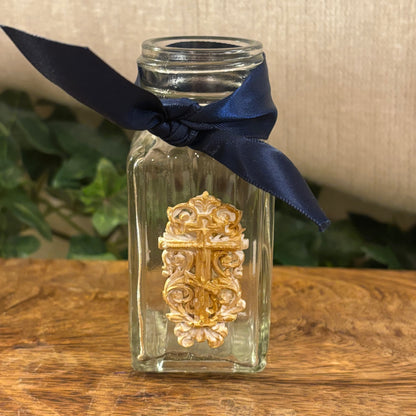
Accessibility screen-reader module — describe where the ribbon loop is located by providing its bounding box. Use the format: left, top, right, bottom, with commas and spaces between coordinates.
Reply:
1, 26, 330, 231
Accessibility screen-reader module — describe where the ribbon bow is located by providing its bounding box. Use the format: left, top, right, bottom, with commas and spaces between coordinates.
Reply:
1, 26, 330, 231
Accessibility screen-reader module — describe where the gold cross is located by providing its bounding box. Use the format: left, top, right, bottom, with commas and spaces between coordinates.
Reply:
159, 191, 248, 347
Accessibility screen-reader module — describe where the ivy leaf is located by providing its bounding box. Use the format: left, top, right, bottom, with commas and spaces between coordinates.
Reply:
317, 220, 364, 267
401, 226, 416, 269
0, 235, 40, 258
0, 90, 35, 145
274, 212, 320, 266
45, 187, 83, 212
0, 124, 22, 185
11, 115, 62, 155
21, 149, 62, 181
274, 211, 365, 267
81, 159, 127, 236
52, 152, 100, 189
92, 191, 128, 236
1, 91, 57, 155
0, 159, 24, 189
67, 234, 116, 260
0, 189, 52, 240
0, 210, 24, 236
0, 90, 33, 111
48, 121, 94, 155
362, 243, 402, 269
350, 213, 416, 269
49, 121, 129, 168
0, 122, 9, 140
349, 214, 394, 244
0, 102, 14, 126
0, 122, 20, 162
0, 90, 35, 130
96, 119, 131, 167
81, 158, 126, 208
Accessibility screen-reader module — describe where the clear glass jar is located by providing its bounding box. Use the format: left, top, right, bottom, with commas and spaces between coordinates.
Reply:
127, 36, 275, 373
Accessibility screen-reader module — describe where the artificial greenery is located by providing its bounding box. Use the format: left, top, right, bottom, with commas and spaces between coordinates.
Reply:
274, 201, 415, 269
0, 89, 129, 259
0, 89, 415, 268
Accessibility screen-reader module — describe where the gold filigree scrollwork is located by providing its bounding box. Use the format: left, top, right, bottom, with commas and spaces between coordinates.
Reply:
158, 191, 248, 348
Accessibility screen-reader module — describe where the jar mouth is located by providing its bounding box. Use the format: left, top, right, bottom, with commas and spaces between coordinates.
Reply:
137, 36, 264, 101
139, 36, 263, 68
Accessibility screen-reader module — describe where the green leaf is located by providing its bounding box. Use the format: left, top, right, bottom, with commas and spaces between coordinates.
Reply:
0, 189, 52, 240
0, 102, 12, 125
0, 90, 35, 130
0, 122, 20, 162
49, 121, 129, 167
0, 159, 24, 189
274, 210, 366, 267
11, 199, 52, 240
45, 187, 83, 211
52, 152, 100, 189
80, 159, 128, 236
48, 121, 93, 155
274, 212, 320, 266
0, 121, 9, 139
317, 220, 364, 267
362, 243, 402, 269
0, 235, 40, 258
67, 234, 116, 260
0, 209, 24, 236
349, 214, 395, 245
21, 149, 61, 181
349, 213, 416, 269
11, 115, 62, 155
118, 247, 128, 260
0, 90, 33, 111
0, 102, 15, 126
96, 119, 130, 166
399, 226, 416, 269
92, 191, 128, 236
383, 227, 416, 270
81, 158, 126, 208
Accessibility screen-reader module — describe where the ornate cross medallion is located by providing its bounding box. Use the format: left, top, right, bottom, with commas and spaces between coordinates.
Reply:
158, 191, 248, 348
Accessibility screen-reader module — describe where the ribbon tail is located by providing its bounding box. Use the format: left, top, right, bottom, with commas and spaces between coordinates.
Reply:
1, 25, 164, 130
193, 134, 330, 231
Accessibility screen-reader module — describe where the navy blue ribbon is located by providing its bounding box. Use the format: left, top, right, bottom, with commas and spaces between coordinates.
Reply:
1, 26, 330, 231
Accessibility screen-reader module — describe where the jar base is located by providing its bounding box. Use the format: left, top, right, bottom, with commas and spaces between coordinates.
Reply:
131, 354, 266, 373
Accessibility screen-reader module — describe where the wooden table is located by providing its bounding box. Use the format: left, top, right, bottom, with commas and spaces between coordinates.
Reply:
1, 259, 416, 415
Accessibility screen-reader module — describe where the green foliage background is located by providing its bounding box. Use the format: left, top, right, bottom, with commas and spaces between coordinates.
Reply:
0, 90, 415, 268
0, 90, 129, 259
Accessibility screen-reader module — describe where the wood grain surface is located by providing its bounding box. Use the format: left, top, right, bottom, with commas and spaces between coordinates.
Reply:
1, 259, 416, 415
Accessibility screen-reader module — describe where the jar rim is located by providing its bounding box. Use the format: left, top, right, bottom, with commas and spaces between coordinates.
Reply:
139, 36, 263, 65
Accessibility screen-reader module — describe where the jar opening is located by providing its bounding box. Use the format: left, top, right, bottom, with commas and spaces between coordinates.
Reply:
139, 36, 263, 65
137, 36, 264, 101
167, 41, 239, 49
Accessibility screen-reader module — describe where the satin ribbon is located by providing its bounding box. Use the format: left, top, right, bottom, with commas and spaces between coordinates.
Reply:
1, 26, 330, 231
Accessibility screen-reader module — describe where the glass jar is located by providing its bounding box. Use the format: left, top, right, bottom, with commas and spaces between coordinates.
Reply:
127, 36, 274, 373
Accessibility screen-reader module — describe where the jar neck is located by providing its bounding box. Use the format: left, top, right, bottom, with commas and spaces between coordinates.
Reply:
137, 36, 264, 104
